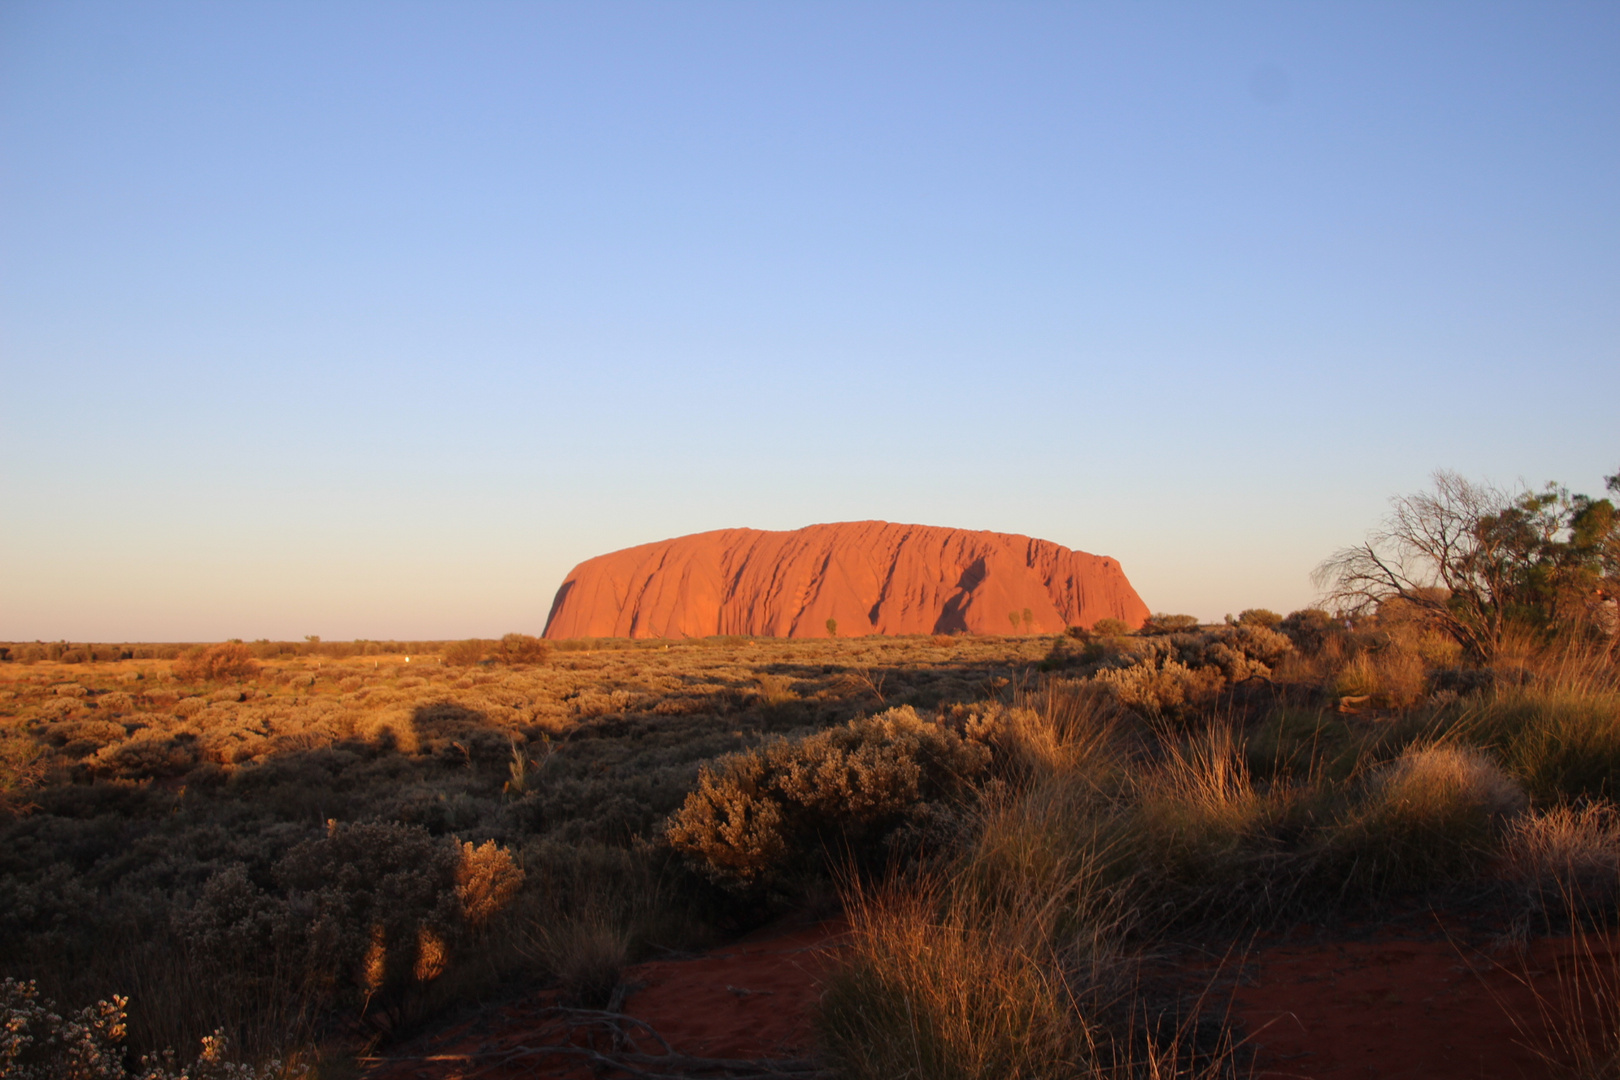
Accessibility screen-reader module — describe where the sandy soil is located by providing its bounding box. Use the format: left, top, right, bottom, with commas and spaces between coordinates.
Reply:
361, 918, 844, 1080
363, 916, 1611, 1080
1234, 937, 1542, 1079
612, 917, 843, 1060
1231, 922, 1618, 1080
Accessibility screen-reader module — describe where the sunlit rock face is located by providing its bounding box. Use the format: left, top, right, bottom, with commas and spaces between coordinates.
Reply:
542, 521, 1150, 639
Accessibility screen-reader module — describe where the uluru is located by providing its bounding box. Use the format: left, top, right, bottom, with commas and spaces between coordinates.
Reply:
542, 521, 1150, 639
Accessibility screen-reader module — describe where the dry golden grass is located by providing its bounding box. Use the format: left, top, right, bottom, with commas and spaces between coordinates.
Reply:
0, 634, 1057, 1069
818, 717, 1249, 1079
3, 616, 1617, 1078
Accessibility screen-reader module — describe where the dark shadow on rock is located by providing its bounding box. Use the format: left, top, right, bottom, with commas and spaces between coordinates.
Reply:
932, 558, 987, 635
543, 579, 575, 637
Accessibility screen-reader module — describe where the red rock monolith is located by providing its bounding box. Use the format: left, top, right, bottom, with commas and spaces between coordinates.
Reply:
543, 521, 1149, 639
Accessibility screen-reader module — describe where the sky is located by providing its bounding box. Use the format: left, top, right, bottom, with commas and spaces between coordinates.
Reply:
2, 1, 1617, 641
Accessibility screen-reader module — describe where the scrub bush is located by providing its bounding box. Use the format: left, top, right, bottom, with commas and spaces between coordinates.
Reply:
0, 634, 1060, 1064
524, 910, 631, 1008
1092, 660, 1226, 722
665, 705, 991, 890
444, 634, 551, 667
1280, 609, 1338, 654
1139, 613, 1201, 636
0, 736, 45, 818
1458, 685, 1620, 801
442, 640, 490, 667
1, 977, 292, 1080
496, 633, 550, 665
455, 839, 525, 929
1322, 745, 1525, 896
1503, 802, 1620, 909
172, 643, 259, 684
819, 876, 1102, 1080
271, 822, 519, 1023
1081, 622, 1294, 721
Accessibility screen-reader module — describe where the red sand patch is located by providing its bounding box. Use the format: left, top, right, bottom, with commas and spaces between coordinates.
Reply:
1232, 927, 1617, 1080
617, 918, 845, 1059
362, 918, 845, 1079
365, 917, 1618, 1080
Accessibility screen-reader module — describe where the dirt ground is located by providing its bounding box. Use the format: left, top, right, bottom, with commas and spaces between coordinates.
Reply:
1232, 931, 1560, 1079
361, 917, 841, 1080
362, 913, 1611, 1080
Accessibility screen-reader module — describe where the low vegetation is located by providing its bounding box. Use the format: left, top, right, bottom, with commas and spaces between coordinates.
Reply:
0, 632, 1056, 1073
2, 467, 1618, 1078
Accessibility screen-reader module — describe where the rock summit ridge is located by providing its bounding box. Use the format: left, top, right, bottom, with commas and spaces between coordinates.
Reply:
542, 521, 1149, 639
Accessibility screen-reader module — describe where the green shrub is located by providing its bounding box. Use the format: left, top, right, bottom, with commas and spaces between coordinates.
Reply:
953, 689, 1121, 785
92, 733, 199, 779
3, 635, 1069, 1062
444, 635, 550, 667
1196, 623, 1294, 681
455, 839, 525, 929
1079, 622, 1294, 720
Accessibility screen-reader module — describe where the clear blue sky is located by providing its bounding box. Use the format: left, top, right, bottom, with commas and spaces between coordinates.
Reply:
3, 2, 1617, 641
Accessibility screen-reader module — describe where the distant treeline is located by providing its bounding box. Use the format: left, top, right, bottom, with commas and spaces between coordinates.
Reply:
0, 632, 1023, 666
0, 638, 460, 664
0, 633, 685, 666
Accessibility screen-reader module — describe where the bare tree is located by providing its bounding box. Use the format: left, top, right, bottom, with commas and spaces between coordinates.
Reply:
1314, 471, 1556, 659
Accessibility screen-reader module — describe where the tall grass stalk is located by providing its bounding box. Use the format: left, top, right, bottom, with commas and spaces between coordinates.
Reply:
819, 743, 1251, 1080
1320, 743, 1524, 899
1479, 882, 1620, 1080
819, 872, 1095, 1080
1452, 685, 1620, 801
819, 859, 1248, 1080
1119, 725, 1310, 929
522, 906, 633, 1008
1020, 682, 1124, 765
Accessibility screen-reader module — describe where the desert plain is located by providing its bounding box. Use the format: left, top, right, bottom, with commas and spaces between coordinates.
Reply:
5, 590, 1620, 1080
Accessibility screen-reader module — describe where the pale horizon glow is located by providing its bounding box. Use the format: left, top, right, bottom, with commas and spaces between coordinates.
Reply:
2, 2, 1617, 641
